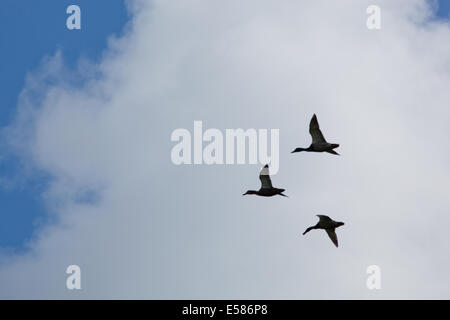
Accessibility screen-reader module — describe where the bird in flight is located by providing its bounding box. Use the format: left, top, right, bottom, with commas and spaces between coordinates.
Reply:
291, 114, 340, 155
243, 164, 287, 197
302, 215, 344, 247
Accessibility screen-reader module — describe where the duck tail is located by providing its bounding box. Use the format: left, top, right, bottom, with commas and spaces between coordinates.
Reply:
326, 149, 340, 155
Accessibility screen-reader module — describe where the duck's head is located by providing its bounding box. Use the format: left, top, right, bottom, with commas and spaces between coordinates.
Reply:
291, 147, 306, 153
243, 190, 258, 196
291, 145, 314, 153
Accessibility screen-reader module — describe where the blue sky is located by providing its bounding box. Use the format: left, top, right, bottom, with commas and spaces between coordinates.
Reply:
0, 0, 128, 250
0, 0, 449, 251
437, 0, 450, 17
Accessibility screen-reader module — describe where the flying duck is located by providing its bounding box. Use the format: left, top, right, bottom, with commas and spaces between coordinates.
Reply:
291, 114, 340, 155
302, 215, 344, 247
243, 164, 287, 197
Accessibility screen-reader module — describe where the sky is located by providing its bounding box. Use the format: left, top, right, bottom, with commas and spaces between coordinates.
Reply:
0, 0, 128, 250
0, 0, 450, 299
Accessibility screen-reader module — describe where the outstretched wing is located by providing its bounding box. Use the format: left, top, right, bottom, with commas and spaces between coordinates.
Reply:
309, 114, 326, 143
317, 215, 332, 223
326, 229, 339, 247
259, 164, 273, 189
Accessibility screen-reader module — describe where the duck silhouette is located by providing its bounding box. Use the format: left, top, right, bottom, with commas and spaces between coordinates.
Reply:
303, 215, 344, 247
243, 164, 287, 197
292, 114, 340, 155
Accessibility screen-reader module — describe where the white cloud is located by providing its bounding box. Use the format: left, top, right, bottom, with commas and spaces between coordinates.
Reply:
1, 0, 450, 298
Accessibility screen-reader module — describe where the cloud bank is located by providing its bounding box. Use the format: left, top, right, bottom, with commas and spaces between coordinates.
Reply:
1, 0, 450, 298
